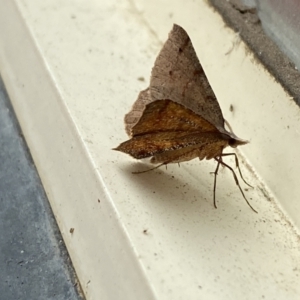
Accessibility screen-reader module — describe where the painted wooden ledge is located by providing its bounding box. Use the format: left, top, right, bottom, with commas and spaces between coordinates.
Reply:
0, 0, 299, 299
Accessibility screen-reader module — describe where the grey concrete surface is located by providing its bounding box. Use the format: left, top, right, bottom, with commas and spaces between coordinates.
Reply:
209, 0, 300, 105
0, 76, 84, 300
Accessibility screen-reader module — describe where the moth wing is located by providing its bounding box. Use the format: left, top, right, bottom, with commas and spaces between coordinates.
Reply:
124, 88, 152, 136
131, 99, 217, 136
150, 24, 225, 129
114, 131, 225, 160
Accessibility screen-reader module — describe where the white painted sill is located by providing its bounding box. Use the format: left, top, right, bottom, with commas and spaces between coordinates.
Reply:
1, 1, 300, 300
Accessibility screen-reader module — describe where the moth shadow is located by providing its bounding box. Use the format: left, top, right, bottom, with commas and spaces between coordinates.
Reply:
120, 162, 211, 213
119, 162, 258, 240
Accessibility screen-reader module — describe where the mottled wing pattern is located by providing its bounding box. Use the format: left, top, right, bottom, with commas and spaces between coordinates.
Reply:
115, 100, 226, 160
131, 99, 216, 136
115, 131, 226, 160
150, 24, 225, 129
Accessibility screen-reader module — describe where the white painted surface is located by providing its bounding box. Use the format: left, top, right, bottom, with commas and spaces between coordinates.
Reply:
0, 0, 300, 299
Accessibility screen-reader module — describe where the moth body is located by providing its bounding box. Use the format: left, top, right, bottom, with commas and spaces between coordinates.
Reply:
113, 24, 256, 212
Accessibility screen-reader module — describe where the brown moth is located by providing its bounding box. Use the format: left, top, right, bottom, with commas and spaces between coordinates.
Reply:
114, 24, 256, 213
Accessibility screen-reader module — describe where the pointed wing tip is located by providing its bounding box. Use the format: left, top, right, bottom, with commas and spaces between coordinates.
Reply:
172, 24, 185, 33
112, 146, 122, 152
113, 142, 136, 157
170, 24, 189, 38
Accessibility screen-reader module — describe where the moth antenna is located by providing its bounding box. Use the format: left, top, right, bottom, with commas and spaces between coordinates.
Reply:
224, 119, 234, 133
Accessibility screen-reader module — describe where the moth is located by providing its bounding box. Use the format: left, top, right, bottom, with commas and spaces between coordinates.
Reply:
114, 24, 256, 213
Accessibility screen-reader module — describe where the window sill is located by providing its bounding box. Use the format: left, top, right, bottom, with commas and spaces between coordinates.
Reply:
1, 0, 299, 299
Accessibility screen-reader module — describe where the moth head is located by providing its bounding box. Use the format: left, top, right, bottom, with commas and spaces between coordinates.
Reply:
228, 137, 248, 148
227, 131, 249, 148
218, 127, 249, 148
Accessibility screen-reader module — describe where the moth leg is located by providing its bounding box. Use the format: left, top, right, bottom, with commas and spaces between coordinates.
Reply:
221, 153, 253, 188
215, 157, 258, 213
133, 148, 197, 174
132, 163, 166, 174
213, 157, 222, 209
